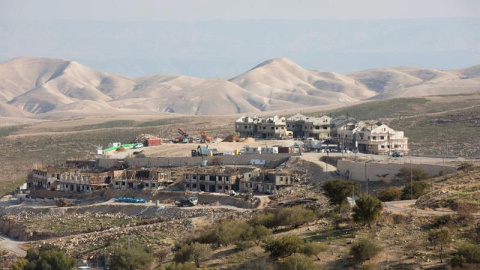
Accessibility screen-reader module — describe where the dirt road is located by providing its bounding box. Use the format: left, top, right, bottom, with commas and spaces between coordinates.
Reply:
0, 234, 26, 257
384, 200, 457, 216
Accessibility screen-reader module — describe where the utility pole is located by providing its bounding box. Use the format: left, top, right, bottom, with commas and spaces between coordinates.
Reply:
365, 162, 369, 195
410, 157, 413, 199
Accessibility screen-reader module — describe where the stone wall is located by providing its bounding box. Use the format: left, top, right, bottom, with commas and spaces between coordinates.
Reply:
337, 160, 456, 182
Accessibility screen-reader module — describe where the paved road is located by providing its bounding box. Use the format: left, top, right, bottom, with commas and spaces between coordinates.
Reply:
0, 234, 27, 257
384, 200, 457, 216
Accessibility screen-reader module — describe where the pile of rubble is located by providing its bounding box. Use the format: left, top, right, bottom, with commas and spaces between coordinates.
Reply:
134, 133, 158, 143
0, 248, 21, 270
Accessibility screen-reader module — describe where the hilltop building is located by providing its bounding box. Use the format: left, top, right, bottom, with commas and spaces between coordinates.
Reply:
286, 113, 332, 140
235, 115, 287, 139
333, 117, 408, 154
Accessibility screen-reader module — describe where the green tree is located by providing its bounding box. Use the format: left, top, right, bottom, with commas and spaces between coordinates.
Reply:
251, 225, 273, 245
174, 242, 212, 268
428, 227, 452, 262
23, 245, 76, 270
249, 212, 278, 229
276, 253, 315, 270
401, 180, 429, 199
322, 180, 357, 213
110, 242, 154, 270
265, 235, 304, 258
396, 167, 431, 182
349, 239, 382, 262
376, 187, 402, 202
352, 196, 383, 228
301, 241, 328, 260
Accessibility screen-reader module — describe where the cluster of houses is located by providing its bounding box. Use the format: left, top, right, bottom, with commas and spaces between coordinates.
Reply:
235, 114, 409, 155
27, 158, 297, 196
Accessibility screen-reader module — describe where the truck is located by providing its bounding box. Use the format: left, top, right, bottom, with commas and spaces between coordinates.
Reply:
178, 196, 198, 207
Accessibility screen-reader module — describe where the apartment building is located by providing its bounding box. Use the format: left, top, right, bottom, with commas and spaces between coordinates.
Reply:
286, 113, 332, 140
235, 115, 287, 139
183, 166, 256, 193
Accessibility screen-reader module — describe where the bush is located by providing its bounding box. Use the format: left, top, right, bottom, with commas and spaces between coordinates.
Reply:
235, 240, 255, 251
201, 220, 251, 246
174, 242, 212, 268
450, 254, 466, 268
349, 239, 382, 261
458, 162, 474, 173
401, 180, 429, 199
23, 245, 76, 270
352, 196, 383, 228
276, 206, 316, 229
396, 167, 431, 182
110, 242, 155, 270
249, 212, 278, 229
276, 253, 315, 270
302, 241, 328, 260
376, 187, 402, 202
456, 243, 480, 264
265, 235, 304, 258
162, 262, 196, 270
237, 257, 275, 270
431, 215, 454, 229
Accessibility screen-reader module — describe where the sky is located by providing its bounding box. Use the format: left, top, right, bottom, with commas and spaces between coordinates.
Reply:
1, 0, 480, 77
3, 0, 480, 21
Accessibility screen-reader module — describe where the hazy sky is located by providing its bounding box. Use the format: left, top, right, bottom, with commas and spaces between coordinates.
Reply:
3, 0, 480, 21
1, 0, 479, 77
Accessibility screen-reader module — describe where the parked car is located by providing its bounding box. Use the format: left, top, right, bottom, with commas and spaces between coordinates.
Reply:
392, 151, 404, 157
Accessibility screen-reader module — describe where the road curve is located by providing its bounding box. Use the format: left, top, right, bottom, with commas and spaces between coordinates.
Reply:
384, 200, 456, 216
0, 233, 27, 257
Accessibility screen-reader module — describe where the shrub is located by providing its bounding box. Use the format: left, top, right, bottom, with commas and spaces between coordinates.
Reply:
349, 239, 382, 261
235, 240, 255, 251
458, 162, 474, 173
276, 253, 315, 270
23, 245, 76, 270
162, 262, 196, 270
249, 212, 278, 229
237, 257, 275, 270
431, 215, 454, 229
302, 241, 328, 260
251, 225, 273, 245
456, 243, 480, 264
450, 254, 466, 268
396, 167, 431, 182
376, 187, 402, 202
276, 206, 316, 229
110, 242, 154, 270
201, 220, 251, 246
352, 196, 383, 228
265, 235, 304, 258
174, 242, 212, 268
401, 180, 429, 199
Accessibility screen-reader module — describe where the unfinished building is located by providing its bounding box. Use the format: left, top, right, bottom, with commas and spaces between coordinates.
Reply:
235, 115, 287, 139
113, 168, 174, 190
183, 166, 257, 193
286, 113, 332, 140
239, 170, 295, 194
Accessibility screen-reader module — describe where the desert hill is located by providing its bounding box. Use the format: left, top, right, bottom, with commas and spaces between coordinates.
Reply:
0, 57, 479, 117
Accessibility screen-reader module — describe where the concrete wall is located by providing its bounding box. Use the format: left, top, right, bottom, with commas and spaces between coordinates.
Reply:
337, 160, 456, 182
98, 153, 299, 169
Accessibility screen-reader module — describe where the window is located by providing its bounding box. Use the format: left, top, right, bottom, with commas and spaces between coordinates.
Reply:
244, 125, 247, 129
380, 136, 384, 140
381, 145, 385, 148
373, 136, 376, 140
323, 126, 328, 130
